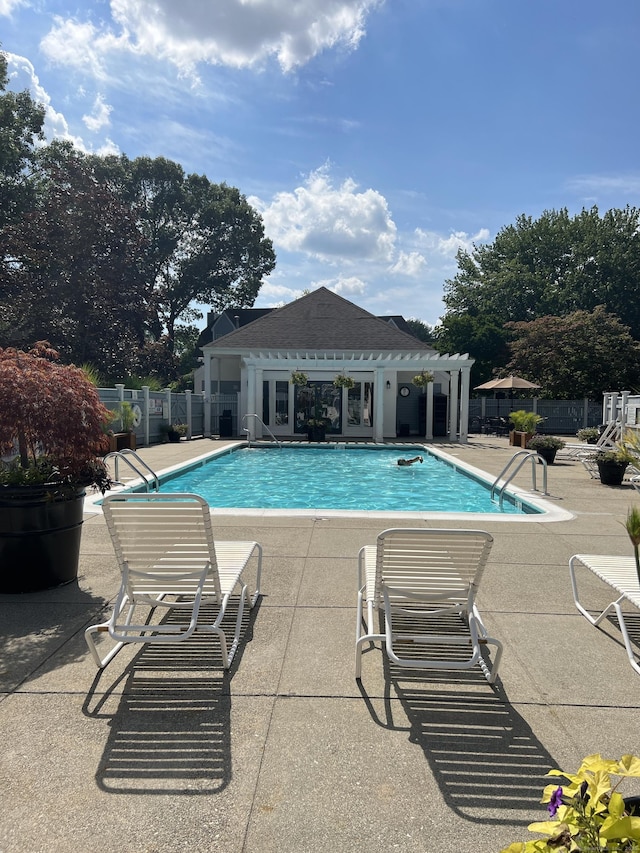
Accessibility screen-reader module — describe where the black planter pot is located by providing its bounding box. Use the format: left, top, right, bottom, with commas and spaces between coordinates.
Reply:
0, 486, 85, 593
596, 459, 628, 486
167, 430, 181, 443
535, 447, 558, 465
307, 425, 327, 442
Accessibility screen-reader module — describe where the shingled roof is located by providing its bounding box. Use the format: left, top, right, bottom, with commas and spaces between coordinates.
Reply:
205, 287, 433, 352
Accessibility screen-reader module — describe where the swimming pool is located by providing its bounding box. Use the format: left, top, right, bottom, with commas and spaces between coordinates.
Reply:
97, 443, 571, 521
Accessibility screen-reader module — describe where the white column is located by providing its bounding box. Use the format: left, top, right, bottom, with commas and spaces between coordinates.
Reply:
448, 369, 459, 441
246, 364, 256, 440
203, 353, 212, 437
620, 390, 630, 430
459, 367, 470, 443
374, 366, 385, 442
185, 390, 192, 439
255, 368, 264, 438
426, 382, 434, 440
142, 385, 150, 447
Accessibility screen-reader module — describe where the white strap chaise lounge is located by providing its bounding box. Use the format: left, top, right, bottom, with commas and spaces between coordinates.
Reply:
569, 554, 640, 676
85, 493, 263, 670
355, 528, 502, 683
557, 420, 621, 461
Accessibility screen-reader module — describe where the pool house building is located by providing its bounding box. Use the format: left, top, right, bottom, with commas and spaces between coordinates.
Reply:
197, 288, 474, 443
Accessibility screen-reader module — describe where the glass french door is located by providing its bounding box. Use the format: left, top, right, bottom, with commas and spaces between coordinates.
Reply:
346, 382, 373, 433
294, 381, 341, 434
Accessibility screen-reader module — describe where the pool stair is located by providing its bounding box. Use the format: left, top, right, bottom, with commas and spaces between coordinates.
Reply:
242, 413, 282, 448
103, 449, 160, 492
490, 449, 548, 507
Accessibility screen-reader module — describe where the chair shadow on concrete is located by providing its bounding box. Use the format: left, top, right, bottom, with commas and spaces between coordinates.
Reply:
604, 608, 640, 668
82, 598, 261, 796
356, 618, 558, 827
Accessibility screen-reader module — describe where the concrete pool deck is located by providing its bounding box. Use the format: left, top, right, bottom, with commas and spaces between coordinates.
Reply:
2, 435, 640, 852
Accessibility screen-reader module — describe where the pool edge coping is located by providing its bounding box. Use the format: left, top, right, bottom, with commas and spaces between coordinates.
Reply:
85, 441, 574, 524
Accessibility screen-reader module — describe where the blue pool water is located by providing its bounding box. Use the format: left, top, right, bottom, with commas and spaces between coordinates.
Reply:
152, 446, 537, 514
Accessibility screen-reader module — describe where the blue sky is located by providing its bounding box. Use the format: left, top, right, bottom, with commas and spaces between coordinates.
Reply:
3, 0, 640, 328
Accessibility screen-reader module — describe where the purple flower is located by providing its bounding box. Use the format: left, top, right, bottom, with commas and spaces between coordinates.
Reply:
548, 786, 564, 817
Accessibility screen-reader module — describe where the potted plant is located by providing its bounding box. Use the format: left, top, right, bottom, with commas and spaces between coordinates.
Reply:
526, 435, 566, 465
411, 370, 434, 389
108, 400, 137, 451
160, 421, 187, 443
290, 370, 308, 386
333, 373, 356, 389
592, 447, 635, 486
500, 753, 640, 853
307, 417, 330, 442
0, 343, 112, 593
509, 410, 543, 448
576, 426, 600, 444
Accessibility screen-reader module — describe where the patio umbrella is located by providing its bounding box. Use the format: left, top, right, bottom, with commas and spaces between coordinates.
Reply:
474, 375, 540, 391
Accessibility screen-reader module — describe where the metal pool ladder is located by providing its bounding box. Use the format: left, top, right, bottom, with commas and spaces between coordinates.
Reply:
103, 450, 159, 492
491, 450, 548, 508
242, 413, 282, 448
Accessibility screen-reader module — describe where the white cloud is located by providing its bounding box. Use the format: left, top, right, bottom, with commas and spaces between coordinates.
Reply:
5, 52, 120, 155
0, 0, 25, 15
109, 0, 382, 74
414, 227, 490, 258
38, 1, 382, 81
388, 250, 427, 277
566, 174, 640, 197
250, 165, 396, 263
82, 94, 113, 132
40, 17, 124, 79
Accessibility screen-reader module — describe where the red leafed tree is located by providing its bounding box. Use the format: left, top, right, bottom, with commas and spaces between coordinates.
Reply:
0, 342, 111, 487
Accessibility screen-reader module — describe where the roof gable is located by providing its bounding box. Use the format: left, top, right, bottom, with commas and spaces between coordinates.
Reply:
205, 288, 430, 352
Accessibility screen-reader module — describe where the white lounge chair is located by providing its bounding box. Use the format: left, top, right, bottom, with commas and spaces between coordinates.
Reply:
569, 554, 640, 676
355, 528, 502, 683
85, 493, 262, 670
557, 420, 621, 460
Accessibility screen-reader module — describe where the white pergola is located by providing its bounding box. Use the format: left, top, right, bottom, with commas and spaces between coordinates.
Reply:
202, 346, 474, 442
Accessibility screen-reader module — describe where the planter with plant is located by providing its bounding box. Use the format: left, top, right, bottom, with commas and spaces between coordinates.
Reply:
0, 343, 112, 593
527, 435, 566, 465
509, 410, 543, 448
592, 447, 635, 486
411, 371, 434, 390
160, 422, 188, 443
500, 753, 640, 853
577, 426, 600, 444
108, 400, 137, 451
293, 378, 331, 441
306, 417, 331, 442
333, 373, 356, 389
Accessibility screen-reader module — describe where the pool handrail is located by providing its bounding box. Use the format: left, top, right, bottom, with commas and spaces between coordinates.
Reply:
242, 413, 282, 448
491, 450, 547, 507
103, 449, 160, 492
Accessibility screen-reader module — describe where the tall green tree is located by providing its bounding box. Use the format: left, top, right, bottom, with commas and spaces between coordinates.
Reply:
90, 154, 277, 351
0, 49, 46, 345
444, 206, 640, 339
0, 49, 45, 230
1, 142, 151, 378
406, 318, 435, 344
433, 312, 510, 387
505, 307, 640, 399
